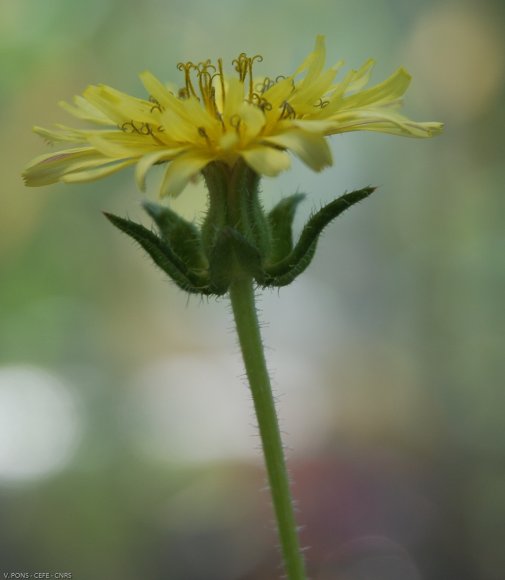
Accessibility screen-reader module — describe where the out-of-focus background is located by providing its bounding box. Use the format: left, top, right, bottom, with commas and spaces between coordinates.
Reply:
1, 0, 504, 578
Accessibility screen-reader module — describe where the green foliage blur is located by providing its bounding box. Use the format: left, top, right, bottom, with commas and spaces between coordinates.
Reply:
1, 0, 504, 578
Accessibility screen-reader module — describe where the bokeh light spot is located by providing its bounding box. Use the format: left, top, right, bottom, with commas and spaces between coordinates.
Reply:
0, 366, 83, 483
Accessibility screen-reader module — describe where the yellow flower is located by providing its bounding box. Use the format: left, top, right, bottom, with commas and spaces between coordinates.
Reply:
23, 36, 442, 197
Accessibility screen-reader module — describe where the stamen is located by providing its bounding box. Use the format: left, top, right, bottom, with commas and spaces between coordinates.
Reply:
216, 111, 225, 129
251, 93, 272, 111
256, 78, 274, 94
255, 75, 294, 96
120, 121, 134, 133
198, 71, 212, 106
248, 55, 263, 101
149, 96, 162, 113
230, 114, 242, 133
232, 53, 249, 82
197, 126, 212, 145
177, 61, 198, 99
232, 53, 264, 101
139, 122, 153, 135
280, 101, 296, 120
120, 121, 155, 136
314, 98, 329, 109
217, 58, 226, 107
175, 52, 267, 120
197, 60, 216, 75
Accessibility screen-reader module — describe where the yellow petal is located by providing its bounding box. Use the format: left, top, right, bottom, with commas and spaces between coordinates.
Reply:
23, 148, 105, 186
241, 146, 291, 176
140, 71, 200, 126
181, 97, 218, 130
83, 85, 154, 126
326, 108, 444, 137
289, 68, 337, 112
135, 148, 188, 191
139, 71, 174, 108
294, 34, 326, 82
344, 67, 411, 108
222, 78, 245, 126
262, 77, 296, 109
263, 130, 332, 172
62, 159, 136, 183
24, 35, 443, 194
345, 59, 375, 92
87, 133, 157, 157
160, 106, 201, 143
159, 151, 213, 197
33, 125, 87, 144
59, 95, 112, 125
219, 131, 240, 151
288, 119, 339, 133
238, 102, 266, 143
317, 62, 377, 118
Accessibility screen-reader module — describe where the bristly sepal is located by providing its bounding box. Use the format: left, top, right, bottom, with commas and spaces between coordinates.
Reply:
266, 193, 306, 266
142, 201, 208, 274
103, 212, 215, 295
104, 179, 375, 295
261, 187, 376, 287
208, 226, 264, 292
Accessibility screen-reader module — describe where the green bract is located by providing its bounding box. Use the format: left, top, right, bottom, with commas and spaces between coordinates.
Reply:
105, 161, 375, 295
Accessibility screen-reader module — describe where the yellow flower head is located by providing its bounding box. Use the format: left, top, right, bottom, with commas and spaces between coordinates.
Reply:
23, 36, 442, 197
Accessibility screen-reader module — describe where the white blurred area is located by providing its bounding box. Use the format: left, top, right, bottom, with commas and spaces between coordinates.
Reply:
125, 278, 338, 464
0, 366, 83, 483
126, 349, 331, 464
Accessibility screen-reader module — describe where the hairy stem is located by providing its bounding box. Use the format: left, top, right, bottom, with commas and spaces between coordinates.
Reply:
229, 277, 307, 580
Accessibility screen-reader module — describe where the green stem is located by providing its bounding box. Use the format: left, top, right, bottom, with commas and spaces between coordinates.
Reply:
229, 277, 307, 580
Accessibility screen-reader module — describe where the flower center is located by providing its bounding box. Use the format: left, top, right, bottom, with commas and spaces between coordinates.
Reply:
176, 53, 281, 119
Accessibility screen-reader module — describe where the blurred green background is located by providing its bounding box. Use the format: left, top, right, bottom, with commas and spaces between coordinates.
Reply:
1, 0, 504, 578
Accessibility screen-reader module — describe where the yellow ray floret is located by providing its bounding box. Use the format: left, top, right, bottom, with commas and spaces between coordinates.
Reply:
23, 35, 443, 197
